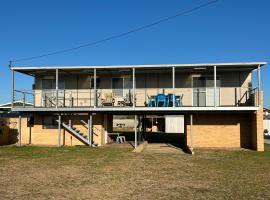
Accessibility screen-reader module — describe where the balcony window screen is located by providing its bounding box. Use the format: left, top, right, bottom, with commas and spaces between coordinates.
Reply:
42, 79, 65, 89
112, 77, 132, 97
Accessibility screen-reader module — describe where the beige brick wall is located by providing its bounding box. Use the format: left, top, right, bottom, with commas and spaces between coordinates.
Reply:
185, 113, 253, 149
17, 113, 107, 147
251, 91, 264, 151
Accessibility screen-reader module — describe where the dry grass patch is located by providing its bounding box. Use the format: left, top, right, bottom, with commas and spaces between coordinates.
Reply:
0, 145, 269, 199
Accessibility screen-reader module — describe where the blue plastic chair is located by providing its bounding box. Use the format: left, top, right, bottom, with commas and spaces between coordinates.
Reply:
156, 94, 167, 107
147, 95, 156, 107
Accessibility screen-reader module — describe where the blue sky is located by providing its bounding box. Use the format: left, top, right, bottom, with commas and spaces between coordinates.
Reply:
0, 0, 269, 107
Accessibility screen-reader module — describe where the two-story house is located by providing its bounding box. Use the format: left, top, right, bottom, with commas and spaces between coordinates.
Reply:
10, 62, 266, 151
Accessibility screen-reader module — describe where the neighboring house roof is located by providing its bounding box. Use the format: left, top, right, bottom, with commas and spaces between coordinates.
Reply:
0, 101, 33, 109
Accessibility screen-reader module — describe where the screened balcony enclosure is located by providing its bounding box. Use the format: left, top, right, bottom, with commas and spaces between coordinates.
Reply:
11, 62, 264, 110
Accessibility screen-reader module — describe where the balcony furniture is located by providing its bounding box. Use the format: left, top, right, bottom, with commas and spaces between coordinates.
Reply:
124, 92, 135, 107
114, 96, 125, 107
117, 99, 126, 107
147, 95, 156, 107
116, 135, 126, 143
101, 93, 115, 107
167, 94, 183, 107
156, 94, 168, 107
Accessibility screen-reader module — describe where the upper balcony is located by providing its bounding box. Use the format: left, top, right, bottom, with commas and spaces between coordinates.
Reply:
11, 62, 266, 112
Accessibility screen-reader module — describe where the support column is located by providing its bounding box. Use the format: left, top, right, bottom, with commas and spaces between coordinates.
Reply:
94, 68, 97, 108
134, 115, 137, 148
11, 67, 14, 108
257, 65, 261, 107
172, 66, 175, 107
88, 114, 93, 147
58, 115, 61, 147
132, 67, 135, 108
190, 114, 193, 148
214, 65, 217, 107
18, 115, 22, 146
56, 68, 59, 108
29, 117, 32, 145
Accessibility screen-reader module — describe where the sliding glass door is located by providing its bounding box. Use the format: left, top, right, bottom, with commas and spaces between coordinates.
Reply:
193, 76, 220, 107
112, 77, 132, 97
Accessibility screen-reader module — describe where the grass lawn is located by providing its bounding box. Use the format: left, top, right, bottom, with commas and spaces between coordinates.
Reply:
0, 145, 270, 200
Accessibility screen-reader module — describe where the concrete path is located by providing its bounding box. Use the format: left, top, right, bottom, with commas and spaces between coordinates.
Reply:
144, 143, 185, 154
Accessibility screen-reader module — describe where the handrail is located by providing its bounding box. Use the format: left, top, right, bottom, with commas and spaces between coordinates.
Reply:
14, 90, 34, 95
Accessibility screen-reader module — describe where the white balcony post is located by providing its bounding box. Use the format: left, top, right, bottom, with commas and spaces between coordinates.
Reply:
172, 66, 175, 107
94, 68, 97, 108
88, 114, 93, 147
132, 67, 135, 108
58, 115, 61, 147
134, 115, 137, 148
56, 68, 59, 108
190, 114, 193, 148
18, 115, 22, 146
11, 68, 14, 108
257, 65, 261, 107
214, 65, 217, 107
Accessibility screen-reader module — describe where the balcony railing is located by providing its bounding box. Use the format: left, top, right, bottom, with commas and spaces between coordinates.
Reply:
13, 87, 258, 109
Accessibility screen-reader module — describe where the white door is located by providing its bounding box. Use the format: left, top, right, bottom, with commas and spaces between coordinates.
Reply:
165, 115, 184, 133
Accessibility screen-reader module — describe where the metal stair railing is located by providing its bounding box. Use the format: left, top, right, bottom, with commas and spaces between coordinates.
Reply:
56, 120, 93, 146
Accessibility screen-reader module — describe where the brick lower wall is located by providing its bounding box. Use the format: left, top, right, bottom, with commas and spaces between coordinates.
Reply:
184, 91, 264, 151
17, 113, 107, 146
185, 113, 253, 148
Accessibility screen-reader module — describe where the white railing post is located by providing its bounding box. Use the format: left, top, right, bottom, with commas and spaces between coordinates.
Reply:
132, 67, 135, 108
11, 66, 14, 108
94, 68, 97, 108
257, 65, 261, 107
172, 66, 175, 107
214, 65, 217, 107
56, 68, 59, 108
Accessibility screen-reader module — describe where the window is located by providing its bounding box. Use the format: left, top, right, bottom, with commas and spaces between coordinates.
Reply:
42, 79, 65, 90
42, 115, 58, 129
112, 77, 132, 97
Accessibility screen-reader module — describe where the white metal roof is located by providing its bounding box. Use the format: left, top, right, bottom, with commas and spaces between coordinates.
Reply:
11, 62, 267, 71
